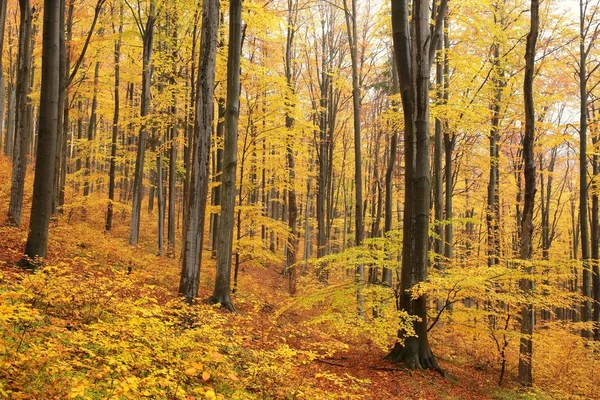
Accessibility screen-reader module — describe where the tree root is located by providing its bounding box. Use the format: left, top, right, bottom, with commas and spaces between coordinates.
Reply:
205, 296, 237, 312
386, 341, 446, 377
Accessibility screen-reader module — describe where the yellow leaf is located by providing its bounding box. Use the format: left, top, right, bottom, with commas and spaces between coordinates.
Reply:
185, 367, 198, 376
202, 371, 211, 381
228, 372, 239, 382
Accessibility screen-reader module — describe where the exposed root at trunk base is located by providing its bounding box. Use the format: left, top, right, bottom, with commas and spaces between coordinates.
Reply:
205, 296, 237, 312
16, 257, 41, 271
386, 341, 445, 377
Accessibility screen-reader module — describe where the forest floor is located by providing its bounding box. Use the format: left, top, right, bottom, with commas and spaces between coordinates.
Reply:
0, 157, 552, 399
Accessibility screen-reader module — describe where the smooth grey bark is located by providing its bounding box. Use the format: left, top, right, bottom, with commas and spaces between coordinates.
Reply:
22, 0, 61, 264
178, 0, 219, 303
106, 1, 123, 232
387, 0, 448, 372
7, 0, 33, 227
517, 0, 538, 386
129, 0, 156, 245
210, 0, 242, 311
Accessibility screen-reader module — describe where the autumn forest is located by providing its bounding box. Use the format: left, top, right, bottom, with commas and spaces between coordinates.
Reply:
0, 0, 599, 398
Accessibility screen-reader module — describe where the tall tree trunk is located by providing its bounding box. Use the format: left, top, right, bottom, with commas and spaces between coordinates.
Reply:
58, 0, 74, 210
129, 2, 156, 245
211, 98, 225, 254
178, 0, 219, 303
22, 0, 61, 264
487, 37, 503, 268
383, 57, 399, 287
157, 134, 164, 256
580, 0, 593, 336
518, 0, 538, 386
285, 0, 299, 295
433, 30, 444, 273
210, 0, 242, 311
7, 0, 33, 227
387, 0, 447, 372
443, 26, 454, 271
106, 1, 123, 232
0, 0, 7, 150
84, 62, 100, 198
343, 0, 364, 315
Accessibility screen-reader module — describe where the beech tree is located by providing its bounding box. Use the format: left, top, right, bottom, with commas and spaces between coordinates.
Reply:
6, 0, 33, 226
179, 0, 219, 303
387, 0, 448, 371
210, 0, 242, 311
22, 0, 61, 264
129, 0, 156, 246
518, 0, 539, 386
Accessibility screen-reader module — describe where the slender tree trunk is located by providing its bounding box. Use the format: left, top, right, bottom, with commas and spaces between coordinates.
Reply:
157, 135, 164, 256
580, 0, 593, 336
443, 25, 453, 271
58, 0, 74, 210
343, 0, 364, 315
130, 3, 156, 245
106, 1, 123, 231
83, 62, 100, 198
178, 0, 219, 303
487, 38, 503, 268
7, 0, 33, 226
285, 0, 299, 295
22, 0, 61, 264
518, 0, 538, 386
383, 57, 399, 287
433, 31, 444, 273
210, 0, 242, 310
211, 97, 225, 254
0, 0, 7, 150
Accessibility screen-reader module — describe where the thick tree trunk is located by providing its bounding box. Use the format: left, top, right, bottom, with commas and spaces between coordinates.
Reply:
129, 3, 156, 245
178, 0, 219, 303
22, 0, 61, 264
210, 0, 242, 310
7, 0, 33, 227
387, 0, 447, 372
518, 0, 538, 386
